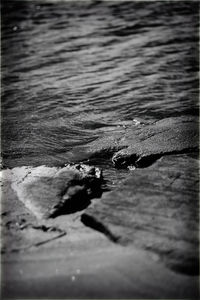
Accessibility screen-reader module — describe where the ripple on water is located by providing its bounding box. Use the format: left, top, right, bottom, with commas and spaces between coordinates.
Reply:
1, 0, 199, 168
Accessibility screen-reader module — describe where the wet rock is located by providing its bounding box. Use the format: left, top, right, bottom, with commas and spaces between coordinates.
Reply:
85, 116, 198, 168
82, 154, 199, 275
1, 164, 103, 219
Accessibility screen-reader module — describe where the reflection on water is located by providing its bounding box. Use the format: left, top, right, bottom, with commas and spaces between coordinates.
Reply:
1, 0, 199, 169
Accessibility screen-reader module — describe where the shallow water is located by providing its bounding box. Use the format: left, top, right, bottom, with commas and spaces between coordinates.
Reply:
1, 0, 199, 169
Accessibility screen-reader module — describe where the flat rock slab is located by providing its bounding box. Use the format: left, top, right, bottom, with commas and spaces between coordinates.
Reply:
1, 180, 66, 253
82, 154, 199, 276
84, 116, 198, 167
1, 164, 102, 253
2, 245, 199, 299
1, 164, 102, 220
1, 221, 66, 253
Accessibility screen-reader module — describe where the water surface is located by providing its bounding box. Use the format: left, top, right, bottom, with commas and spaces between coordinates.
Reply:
1, 0, 199, 169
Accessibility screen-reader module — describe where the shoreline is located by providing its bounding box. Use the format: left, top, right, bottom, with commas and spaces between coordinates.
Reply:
1, 116, 199, 298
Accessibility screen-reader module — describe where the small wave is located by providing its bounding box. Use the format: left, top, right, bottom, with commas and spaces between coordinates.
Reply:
1, 0, 198, 167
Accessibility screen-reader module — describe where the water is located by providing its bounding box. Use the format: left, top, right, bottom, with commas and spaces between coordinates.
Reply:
1, 0, 199, 169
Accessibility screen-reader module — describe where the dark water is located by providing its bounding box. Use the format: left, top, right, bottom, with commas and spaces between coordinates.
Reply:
1, 0, 199, 169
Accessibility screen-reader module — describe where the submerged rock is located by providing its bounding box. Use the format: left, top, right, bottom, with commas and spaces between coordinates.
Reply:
1, 164, 103, 219
82, 154, 199, 275
85, 116, 198, 168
